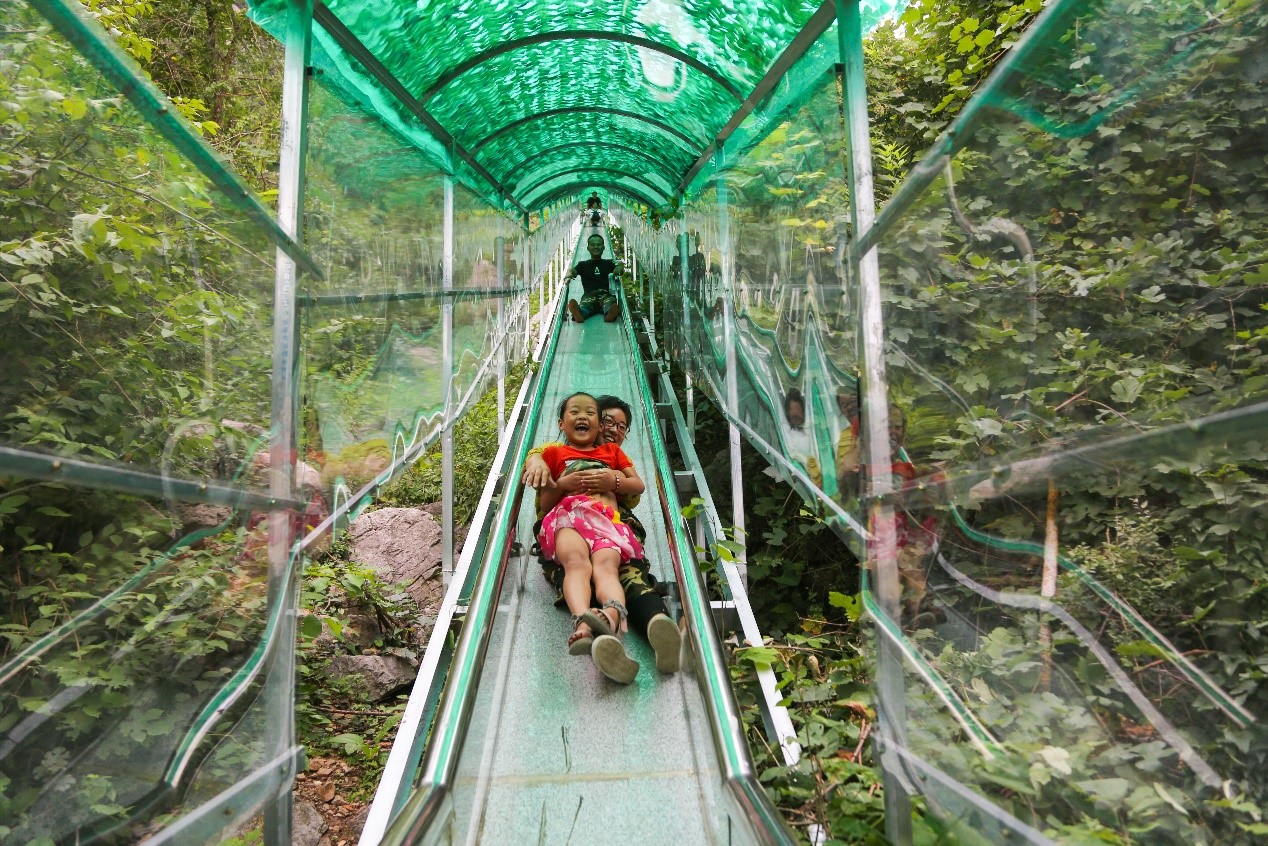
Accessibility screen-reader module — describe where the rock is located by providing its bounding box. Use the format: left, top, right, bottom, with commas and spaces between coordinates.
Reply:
326, 654, 417, 702
348, 508, 444, 609
292, 801, 327, 846
252, 450, 324, 493
418, 501, 469, 552
345, 806, 371, 840
175, 502, 233, 532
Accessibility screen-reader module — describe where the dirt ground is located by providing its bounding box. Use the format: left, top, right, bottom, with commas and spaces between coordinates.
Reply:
294, 756, 371, 846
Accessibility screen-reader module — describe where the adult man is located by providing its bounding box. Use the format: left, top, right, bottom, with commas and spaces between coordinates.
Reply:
523, 395, 682, 675
564, 233, 621, 323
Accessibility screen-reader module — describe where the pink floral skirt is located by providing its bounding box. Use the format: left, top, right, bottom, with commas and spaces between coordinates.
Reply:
537, 494, 644, 564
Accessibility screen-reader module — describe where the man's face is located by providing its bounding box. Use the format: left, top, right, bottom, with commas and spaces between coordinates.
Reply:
836, 391, 857, 420
786, 400, 805, 430
598, 407, 630, 447
887, 408, 906, 448
587, 237, 604, 259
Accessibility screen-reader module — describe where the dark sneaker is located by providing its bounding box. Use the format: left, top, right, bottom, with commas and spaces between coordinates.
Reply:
567, 299, 584, 323
646, 613, 681, 674
591, 635, 639, 684
603, 301, 621, 322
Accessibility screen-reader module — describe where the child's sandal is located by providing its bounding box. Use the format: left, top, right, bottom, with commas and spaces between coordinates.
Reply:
567, 615, 594, 655
579, 609, 614, 639
598, 599, 629, 636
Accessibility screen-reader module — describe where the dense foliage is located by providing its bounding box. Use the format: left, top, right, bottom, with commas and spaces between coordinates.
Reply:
5, 0, 1267, 842
656, 0, 1268, 842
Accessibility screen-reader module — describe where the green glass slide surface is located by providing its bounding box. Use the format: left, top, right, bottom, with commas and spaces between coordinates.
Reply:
398, 228, 777, 844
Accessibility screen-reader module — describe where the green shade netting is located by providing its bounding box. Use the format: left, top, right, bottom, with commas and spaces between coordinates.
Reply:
249, 0, 905, 212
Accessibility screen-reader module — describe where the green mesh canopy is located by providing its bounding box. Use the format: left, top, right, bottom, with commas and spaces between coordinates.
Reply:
249, 0, 904, 213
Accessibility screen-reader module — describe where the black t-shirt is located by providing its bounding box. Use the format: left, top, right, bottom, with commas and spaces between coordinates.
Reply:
573, 258, 616, 295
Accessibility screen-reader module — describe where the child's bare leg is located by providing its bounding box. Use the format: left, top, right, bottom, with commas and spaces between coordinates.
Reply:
554, 528, 594, 617
588, 547, 639, 682
591, 548, 625, 631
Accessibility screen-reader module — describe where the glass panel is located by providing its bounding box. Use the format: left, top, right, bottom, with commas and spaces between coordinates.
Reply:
623, 1, 1268, 838
301, 68, 528, 513
255, 0, 829, 97
247, 0, 906, 217
484, 117, 698, 187
524, 174, 670, 211
0, 1, 278, 489
0, 479, 285, 843
858, 0, 1268, 840
429, 41, 729, 154
511, 152, 679, 207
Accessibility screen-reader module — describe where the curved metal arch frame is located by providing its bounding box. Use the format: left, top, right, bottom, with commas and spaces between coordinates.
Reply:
530, 179, 666, 211
419, 30, 744, 104
510, 151, 677, 201
470, 107, 705, 157
498, 141, 686, 191
517, 167, 671, 209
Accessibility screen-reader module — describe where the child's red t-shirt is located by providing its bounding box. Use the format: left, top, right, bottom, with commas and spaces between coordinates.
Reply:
541, 442, 632, 479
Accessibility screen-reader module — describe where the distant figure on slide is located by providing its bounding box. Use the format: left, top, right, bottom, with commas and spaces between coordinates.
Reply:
586, 191, 603, 210
779, 387, 822, 488
524, 394, 682, 676
530, 392, 646, 684
565, 234, 622, 323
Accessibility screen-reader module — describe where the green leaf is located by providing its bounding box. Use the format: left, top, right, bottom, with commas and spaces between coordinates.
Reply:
827, 591, 863, 621
0, 495, 29, 515
1110, 375, 1143, 404
1077, 777, 1131, 803
331, 733, 367, 755
61, 96, 87, 119
1036, 745, 1073, 776
1153, 782, 1189, 816
299, 615, 323, 639
735, 646, 780, 670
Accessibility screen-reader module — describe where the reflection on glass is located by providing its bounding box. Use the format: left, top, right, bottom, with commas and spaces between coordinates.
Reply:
626, 3, 1268, 839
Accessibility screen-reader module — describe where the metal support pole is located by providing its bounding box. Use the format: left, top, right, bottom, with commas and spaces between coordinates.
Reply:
838, 2, 908, 842
495, 236, 506, 442
717, 149, 747, 587
441, 176, 455, 588
560, 239, 568, 301
264, 2, 310, 843
649, 241, 656, 337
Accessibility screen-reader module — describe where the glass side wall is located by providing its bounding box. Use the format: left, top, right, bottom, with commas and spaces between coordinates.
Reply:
300, 35, 531, 525
623, 1, 1266, 841
0, 1, 301, 842
863, 0, 1267, 839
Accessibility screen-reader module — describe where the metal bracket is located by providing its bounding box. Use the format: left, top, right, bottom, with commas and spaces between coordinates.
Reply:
709, 600, 739, 635
674, 470, 698, 498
